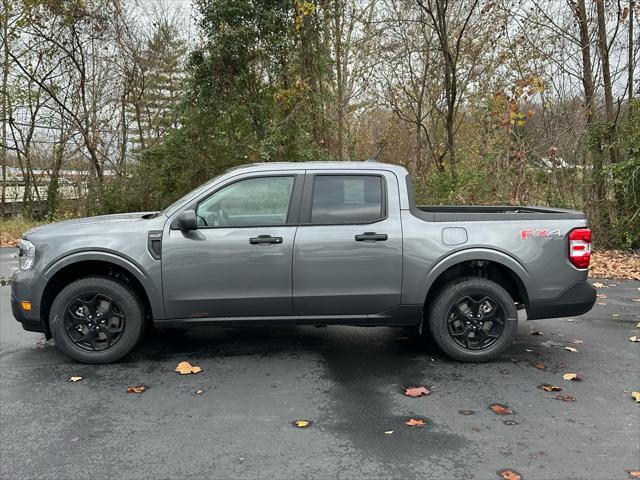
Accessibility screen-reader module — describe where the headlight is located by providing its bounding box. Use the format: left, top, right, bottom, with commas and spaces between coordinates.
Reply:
18, 238, 35, 270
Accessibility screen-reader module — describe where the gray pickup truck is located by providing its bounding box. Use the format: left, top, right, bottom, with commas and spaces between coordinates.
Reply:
11, 162, 596, 363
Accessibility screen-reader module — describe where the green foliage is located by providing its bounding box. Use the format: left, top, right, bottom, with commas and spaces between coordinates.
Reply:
607, 103, 640, 249
123, 0, 330, 210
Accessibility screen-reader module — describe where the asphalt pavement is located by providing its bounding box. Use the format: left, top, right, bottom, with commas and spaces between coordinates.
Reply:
0, 247, 638, 480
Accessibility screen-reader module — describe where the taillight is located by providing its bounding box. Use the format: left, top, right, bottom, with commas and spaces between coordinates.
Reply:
568, 228, 591, 269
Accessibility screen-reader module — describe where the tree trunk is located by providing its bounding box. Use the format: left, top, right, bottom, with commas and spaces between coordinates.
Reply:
46, 113, 67, 216
333, 0, 344, 161
1, 0, 8, 216
576, 0, 605, 206
629, 0, 634, 116
595, 0, 619, 166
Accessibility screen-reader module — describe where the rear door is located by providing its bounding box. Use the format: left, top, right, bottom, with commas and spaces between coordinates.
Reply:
292, 170, 403, 315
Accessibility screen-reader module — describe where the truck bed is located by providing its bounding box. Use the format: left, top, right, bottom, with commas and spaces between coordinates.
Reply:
413, 205, 586, 222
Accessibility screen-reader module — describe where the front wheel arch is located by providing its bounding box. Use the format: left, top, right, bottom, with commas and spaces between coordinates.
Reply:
41, 259, 154, 338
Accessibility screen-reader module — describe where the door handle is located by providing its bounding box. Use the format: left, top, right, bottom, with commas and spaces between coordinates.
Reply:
355, 232, 388, 242
249, 235, 283, 245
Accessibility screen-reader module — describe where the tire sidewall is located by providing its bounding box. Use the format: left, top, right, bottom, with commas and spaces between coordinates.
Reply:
428, 277, 518, 362
50, 276, 144, 364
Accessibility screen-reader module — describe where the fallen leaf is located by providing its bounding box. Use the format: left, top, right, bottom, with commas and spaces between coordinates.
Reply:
554, 394, 576, 402
597, 302, 607, 306
569, 339, 583, 345
68, 376, 82, 382
632, 392, 640, 403
498, 468, 522, 480
127, 385, 145, 394
384, 430, 393, 435
530, 331, 543, 336
629, 471, 640, 479
71, 437, 80, 443
564, 346, 577, 353
511, 358, 520, 363
35, 337, 55, 349
597, 294, 607, 299
293, 419, 312, 428
593, 282, 605, 288
196, 389, 204, 395
630, 336, 640, 343
563, 373, 582, 381
533, 362, 546, 371
458, 409, 476, 415
538, 384, 562, 392
489, 404, 513, 415
636, 323, 640, 329
632, 298, 640, 302
404, 418, 426, 427
175, 361, 202, 375
404, 386, 431, 397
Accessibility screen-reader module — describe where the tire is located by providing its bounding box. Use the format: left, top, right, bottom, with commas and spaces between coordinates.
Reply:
427, 277, 517, 362
49, 276, 145, 364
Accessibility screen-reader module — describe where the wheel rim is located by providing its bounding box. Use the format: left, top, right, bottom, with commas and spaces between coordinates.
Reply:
64, 292, 125, 351
446, 293, 505, 350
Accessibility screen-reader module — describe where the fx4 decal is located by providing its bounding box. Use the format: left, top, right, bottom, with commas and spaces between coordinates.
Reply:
520, 229, 563, 239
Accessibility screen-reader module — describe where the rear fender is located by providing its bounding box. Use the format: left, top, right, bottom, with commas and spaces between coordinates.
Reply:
423, 248, 532, 304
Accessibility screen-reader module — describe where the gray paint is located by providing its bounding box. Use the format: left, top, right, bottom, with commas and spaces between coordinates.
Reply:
11, 161, 593, 332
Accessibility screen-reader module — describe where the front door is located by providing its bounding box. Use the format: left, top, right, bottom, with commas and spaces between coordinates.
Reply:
292, 171, 403, 316
162, 173, 302, 319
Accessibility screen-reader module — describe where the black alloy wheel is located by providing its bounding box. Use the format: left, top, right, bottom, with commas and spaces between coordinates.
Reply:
446, 294, 505, 350
64, 292, 126, 351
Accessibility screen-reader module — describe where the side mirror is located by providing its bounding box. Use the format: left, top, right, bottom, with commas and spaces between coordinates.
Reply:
173, 210, 198, 231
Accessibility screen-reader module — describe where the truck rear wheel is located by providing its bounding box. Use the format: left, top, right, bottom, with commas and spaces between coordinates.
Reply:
49, 276, 145, 364
428, 277, 517, 362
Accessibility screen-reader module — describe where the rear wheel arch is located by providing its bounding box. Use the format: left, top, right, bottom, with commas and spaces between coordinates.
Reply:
41, 256, 156, 338
422, 252, 530, 319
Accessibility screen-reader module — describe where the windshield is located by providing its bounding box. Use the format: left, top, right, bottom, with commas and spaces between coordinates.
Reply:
160, 173, 225, 216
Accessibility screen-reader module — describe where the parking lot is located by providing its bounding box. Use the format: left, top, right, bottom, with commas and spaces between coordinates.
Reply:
1, 247, 638, 479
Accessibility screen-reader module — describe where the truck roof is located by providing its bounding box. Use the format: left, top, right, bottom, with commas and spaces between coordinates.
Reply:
229, 161, 409, 175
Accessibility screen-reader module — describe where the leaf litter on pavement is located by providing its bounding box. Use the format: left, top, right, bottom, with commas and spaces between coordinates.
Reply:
404, 418, 426, 427
292, 420, 312, 428
498, 468, 522, 480
489, 404, 514, 415
404, 386, 431, 397
175, 361, 202, 374
538, 384, 562, 392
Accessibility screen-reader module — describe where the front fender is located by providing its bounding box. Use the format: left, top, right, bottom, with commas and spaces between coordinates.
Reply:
41, 250, 164, 320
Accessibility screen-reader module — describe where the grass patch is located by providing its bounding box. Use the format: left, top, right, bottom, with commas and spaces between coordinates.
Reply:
0, 217, 48, 247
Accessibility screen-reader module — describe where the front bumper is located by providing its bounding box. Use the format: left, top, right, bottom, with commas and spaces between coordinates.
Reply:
11, 269, 48, 336
526, 280, 597, 320
10, 295, 45, 333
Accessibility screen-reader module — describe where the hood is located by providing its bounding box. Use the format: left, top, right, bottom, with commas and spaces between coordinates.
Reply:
24, 212, 160, 238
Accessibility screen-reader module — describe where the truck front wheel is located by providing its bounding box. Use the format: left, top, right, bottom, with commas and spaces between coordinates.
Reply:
428, 277, 517, 362
49, 276, 145, 364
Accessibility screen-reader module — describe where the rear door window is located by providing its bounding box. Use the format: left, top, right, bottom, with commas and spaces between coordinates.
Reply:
310, 175, 384, 224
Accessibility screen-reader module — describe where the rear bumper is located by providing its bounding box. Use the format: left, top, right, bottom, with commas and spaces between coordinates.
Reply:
526, 280, 597, 320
